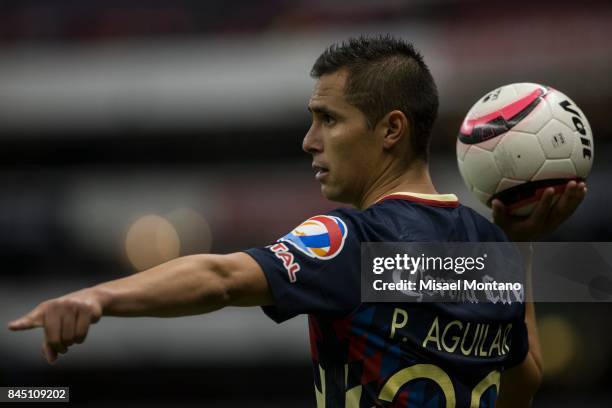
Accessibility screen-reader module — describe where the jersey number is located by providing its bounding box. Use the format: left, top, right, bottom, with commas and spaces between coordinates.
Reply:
378, 364, 500, 407
315, 364, 499, 407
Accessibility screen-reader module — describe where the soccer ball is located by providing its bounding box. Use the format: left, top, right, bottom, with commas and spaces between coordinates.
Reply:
457, 83, 594, 215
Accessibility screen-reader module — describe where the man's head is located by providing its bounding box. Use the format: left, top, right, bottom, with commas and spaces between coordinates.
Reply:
303, 35, 439, 206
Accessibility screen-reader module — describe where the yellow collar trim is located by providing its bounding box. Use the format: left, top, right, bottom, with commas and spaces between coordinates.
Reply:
378, 191, 459, 203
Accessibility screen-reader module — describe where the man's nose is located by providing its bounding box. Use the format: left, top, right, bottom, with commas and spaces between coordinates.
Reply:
302, 124, 322, 154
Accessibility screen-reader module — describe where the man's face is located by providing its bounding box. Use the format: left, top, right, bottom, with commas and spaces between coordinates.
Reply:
303, 69, 383, 206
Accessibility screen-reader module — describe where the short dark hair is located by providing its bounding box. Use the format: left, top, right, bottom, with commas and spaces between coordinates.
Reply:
311, 35, 439, 161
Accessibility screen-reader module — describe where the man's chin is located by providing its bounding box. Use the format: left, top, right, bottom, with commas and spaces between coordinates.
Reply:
320, 185, 352, 205
320, 184, 337, 201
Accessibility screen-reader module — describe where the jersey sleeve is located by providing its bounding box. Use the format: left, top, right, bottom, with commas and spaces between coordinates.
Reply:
244, 209, 362, 323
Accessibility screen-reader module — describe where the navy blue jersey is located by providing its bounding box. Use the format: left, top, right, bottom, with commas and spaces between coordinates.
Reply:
245, 192, 528, 407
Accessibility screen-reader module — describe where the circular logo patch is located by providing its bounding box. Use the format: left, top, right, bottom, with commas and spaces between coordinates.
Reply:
280, 215, 348, 260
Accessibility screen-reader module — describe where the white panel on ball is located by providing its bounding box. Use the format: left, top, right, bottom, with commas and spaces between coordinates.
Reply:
472, 187, 492, 206
456, 141, 470, 161
512, 82, 546, 98
457, 156, 472, 190
493, 131, 546, 180
537, 119, 575, 159
462, 145, 501, 195
532, 159, 577, 181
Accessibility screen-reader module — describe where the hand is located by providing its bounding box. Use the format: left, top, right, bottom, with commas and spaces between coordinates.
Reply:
492, 180, 587, 241
8, 288, 104, 363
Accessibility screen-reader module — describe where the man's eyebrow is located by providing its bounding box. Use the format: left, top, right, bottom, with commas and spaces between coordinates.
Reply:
307, 105, 339, 117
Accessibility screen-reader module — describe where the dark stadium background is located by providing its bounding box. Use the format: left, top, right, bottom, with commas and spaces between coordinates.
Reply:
1, 1, 612, 406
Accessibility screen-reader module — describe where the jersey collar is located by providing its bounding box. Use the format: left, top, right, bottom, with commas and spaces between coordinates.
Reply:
376, 191, 460, 208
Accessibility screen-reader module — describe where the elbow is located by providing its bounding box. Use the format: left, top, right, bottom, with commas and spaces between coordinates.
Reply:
497, 352, 543, 408
533, 364, 544, 394
191, 252, 271, 310
529, 348, 544, 392
522, 352, 544, 402
527, 368, 544, 399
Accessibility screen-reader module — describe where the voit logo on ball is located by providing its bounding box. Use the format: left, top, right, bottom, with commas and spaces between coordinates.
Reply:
280, 215, 348, 260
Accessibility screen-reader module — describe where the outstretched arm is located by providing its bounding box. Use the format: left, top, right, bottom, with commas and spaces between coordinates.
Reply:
8, 252, 271, 363
493, 180, 586, 407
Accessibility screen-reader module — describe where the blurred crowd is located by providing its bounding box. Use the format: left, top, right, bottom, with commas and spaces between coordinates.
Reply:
1, 1, 611, 406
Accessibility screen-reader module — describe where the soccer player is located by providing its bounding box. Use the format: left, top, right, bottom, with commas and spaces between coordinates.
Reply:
9, 36, 586, 407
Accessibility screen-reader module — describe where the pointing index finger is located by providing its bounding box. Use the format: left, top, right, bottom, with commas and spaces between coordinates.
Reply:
8, 310, 43, 331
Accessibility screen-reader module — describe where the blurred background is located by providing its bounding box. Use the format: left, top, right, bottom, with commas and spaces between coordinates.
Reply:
1, 0, 611, 406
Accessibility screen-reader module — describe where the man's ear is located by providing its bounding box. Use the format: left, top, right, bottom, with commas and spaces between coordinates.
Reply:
379, 110, 409, 150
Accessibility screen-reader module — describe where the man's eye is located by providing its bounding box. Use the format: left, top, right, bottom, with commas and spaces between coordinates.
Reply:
323, 114, 335, 125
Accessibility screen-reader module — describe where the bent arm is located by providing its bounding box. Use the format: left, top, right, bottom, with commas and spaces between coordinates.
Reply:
496, 304, 542, 407
496, 246, 543, 407
492, 182, 586, 406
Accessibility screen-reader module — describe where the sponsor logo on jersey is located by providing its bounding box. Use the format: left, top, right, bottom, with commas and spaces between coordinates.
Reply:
269, 242, 301, 283
280, 215, 348, 260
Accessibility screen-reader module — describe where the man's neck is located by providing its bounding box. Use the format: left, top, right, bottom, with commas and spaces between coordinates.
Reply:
356, 161, 437, 210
